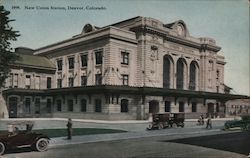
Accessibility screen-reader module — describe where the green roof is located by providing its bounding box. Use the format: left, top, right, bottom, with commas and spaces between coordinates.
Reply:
14, 54, 56, 70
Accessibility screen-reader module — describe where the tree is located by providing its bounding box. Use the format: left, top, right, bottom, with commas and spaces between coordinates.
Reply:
0, 6, 20, 88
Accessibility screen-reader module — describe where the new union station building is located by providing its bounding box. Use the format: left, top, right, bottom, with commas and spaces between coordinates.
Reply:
0, 16, 249, 120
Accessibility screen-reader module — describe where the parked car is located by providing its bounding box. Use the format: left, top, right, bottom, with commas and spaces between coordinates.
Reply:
147, 113, 185, 130
224, 115, 250, 130
0, 121, 50, 155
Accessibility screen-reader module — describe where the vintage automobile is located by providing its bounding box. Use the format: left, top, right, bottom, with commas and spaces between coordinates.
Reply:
0, 121, 50, 155
147, 113, 185, 130
224, 115, 250, 130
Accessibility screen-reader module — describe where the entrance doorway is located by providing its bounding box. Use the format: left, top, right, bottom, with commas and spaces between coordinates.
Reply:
9, 97, 18, 118
207, 103, 214, 117
149, 100, 159, 114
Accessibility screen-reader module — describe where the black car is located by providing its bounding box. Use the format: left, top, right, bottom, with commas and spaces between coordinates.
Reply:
224, 115, 250, 130
0, 121, 50, 155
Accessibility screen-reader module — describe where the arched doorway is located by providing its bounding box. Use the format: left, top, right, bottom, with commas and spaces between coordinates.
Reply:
149, 100, 159, 114
8, 97, 18, 118
207, 103, 214, 117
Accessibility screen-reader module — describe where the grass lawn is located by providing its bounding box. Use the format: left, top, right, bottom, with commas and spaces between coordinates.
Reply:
0, 128, 127, 138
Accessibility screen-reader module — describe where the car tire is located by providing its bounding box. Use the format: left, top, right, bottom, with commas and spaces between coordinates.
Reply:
0, 142, 5, 155
172, 123, 177, 128
35, 138, 49, 152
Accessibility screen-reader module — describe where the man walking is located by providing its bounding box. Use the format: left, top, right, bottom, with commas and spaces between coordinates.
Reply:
206, 115, 212, 129
67, 118, 73, 139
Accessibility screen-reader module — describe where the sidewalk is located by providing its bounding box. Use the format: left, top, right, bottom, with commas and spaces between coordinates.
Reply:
0, 117, 231, 132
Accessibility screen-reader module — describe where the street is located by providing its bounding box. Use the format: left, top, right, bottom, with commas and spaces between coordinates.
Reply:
4, 126, 249, 158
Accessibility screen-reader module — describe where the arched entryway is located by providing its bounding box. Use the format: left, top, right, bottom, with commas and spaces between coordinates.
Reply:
8, 97, 18, 118
207, 103, 214, 117
149, 100, 159, 114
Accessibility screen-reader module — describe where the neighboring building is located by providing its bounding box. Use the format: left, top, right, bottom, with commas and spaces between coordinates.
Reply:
1, 16, 249, 120
226, 99, 250, 116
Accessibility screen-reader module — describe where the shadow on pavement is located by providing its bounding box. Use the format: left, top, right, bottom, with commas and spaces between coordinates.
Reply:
4, 147, 36, 155
164, 131, 250, 155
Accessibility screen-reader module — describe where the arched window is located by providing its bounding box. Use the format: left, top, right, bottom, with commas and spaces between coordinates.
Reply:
176, 58, 185, 89
121, 99, 128, 112
56, 100, 62, 112
189, 61, 197, 90
9, 97, 18, 118
81, 99, 87, 112
95, 99, 102, 112
163, 55, 171, 88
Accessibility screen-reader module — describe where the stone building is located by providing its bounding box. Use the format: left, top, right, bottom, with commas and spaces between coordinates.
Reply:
226, 99, 250, 116
1, 16, 248, 120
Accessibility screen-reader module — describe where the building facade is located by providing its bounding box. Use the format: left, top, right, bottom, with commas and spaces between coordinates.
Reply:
225, 99, 250, 116
1, 16, 248, 120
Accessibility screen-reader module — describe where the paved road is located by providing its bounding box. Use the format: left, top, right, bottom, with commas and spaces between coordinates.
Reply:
2, 118, 245, 158
4, 131, 247, 158
167, 131, 250, 156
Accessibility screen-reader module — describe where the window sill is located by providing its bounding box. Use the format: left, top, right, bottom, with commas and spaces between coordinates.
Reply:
95, 64, 102, 67
121, 64, 129, 67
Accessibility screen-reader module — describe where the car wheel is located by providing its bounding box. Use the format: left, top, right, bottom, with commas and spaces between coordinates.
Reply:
172, 123, 177, 128
181, 123, 185, 128
0, 142, 5, 155
35, 138, 49, 152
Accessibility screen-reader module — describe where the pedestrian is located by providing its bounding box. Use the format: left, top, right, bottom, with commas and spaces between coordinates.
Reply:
206, 115, 212, 129
67, 118, 73, 140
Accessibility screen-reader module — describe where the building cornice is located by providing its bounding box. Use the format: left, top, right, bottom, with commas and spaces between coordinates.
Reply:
131, 25, 221, 52
3, 86, 249, 101
10, 64, 56, 72
34, 27, 137, 55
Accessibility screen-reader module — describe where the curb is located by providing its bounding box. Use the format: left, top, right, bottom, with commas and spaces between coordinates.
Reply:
0, 117, 234, 124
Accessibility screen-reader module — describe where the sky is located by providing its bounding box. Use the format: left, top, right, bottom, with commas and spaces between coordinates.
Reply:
2, 0, 250, 96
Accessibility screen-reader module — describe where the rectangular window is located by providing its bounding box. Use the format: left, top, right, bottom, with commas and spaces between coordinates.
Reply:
192, 102, 197, 112
13, 74, 18, 88
81, 76, 87, 86
122, 75, 129, 85
179, 101, 184, 112
121, 51, 129, 65
68, 77, 74, 87
57, 100, 62, 112
47, 99, 52, 113
25, 75, 31, 89
68, 57, 74, 69
95, 74, 102, 85
9, 73, 13, 88
68, 99, 74, 112
81, 54, 88, 67
165, 101, 171, 112
25, 98, 31, 114
95, 99, 102, 112
57, 60, 63, 71
95, 50, 103, 65
47, 77, 52, 89
57, 79, 62, 88
35, 98, 41, 114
